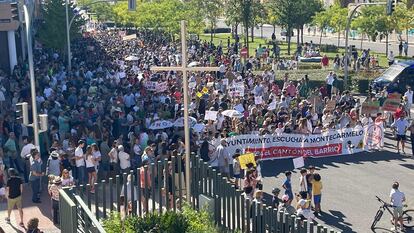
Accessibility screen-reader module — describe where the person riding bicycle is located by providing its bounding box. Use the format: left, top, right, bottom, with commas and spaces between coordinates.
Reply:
390, 182, 406, 232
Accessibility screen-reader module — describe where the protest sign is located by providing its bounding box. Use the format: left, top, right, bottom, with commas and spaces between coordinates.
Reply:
202, 87, 209, 94
196, 92, 203, 98
156, 82, 168, 93
222, 79, 229, 86
193, 123, 205, 133
255, 96, 263, 105
293, 156, 305, 169
239, 153, 256, 169
228, 82, 245, 97
383, 93, 401, 112
268, 101, 277, 110
361, 101, 380, 115
204, 111, 218, 121
145, 81, 157, 91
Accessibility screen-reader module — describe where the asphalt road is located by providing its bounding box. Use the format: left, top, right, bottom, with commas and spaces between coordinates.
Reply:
216, 20, 414, 57
260, 130, 414, 233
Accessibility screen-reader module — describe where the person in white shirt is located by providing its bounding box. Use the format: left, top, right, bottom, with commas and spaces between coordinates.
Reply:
74, 140, 86, 184
85, 146, 96, 193
390, 182, 406, 231
404, 86, 413, 117
299, 169, 308, 192
20, 136, 36, 182
109, 141, 119, 178
325, 72, 334, 98
118, 145, 131, 174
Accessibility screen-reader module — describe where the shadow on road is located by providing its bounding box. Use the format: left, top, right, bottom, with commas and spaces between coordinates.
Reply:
261, 151, 408, 178
316, 210, 355, 233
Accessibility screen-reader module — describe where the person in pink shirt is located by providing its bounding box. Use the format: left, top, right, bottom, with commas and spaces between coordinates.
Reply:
285, 81, 297, 97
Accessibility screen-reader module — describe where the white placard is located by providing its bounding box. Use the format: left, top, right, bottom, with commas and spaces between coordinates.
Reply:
268, 101, 277, 110
255, 96, 263, 105
234, 104, 245, 113
222, 79, 229, 86
293, 156, 305, 169
193, 123, 205, 133
123, 34, 137, 41
204, 111, 218, 121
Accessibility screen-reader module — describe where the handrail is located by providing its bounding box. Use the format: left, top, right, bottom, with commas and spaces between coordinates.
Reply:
74, 195, 106, 233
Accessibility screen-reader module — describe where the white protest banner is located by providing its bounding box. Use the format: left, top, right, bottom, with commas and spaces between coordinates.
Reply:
234, 104, 245, 113
145, 81, 157, 91
204, 111, 218, 121
156, 82, 168, 93
123, 34, 137, 41
223, 127, 366, 161
255, 96, 263, 105
293, 156, 305, 169
268, 101, 277, 110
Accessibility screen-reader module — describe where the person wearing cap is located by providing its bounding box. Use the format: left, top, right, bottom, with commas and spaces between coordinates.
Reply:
5, 168, 24, 227
271, 188, 281, 209
74, 140, 86, 184
390, 182, 406, 231
278, 194, 296, 215
48, 176, 62, 225
20, 136, 35, 183
46, 151, 61, 177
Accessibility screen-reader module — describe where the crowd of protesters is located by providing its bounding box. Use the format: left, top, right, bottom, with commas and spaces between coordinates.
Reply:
0, 23, 412, 229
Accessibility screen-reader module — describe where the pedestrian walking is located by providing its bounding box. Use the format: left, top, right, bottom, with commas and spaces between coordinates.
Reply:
282, 171, 293, 204
388, 51, 395, 66
85, 146, 96, 193
312, 173, 323, 216
5, 168, 24, 227
20, 136, 35, 183
29, 150, 43, 203
46, 151, 61, 177
399, 41, 403, 56
403, 42, 408, 56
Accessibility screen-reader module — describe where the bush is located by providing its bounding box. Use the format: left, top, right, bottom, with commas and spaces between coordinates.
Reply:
320, 44, 338, 53
298, 63, 322, 70
182, 204, 218, 233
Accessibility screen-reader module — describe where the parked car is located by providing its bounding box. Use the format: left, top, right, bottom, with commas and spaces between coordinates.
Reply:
371, 60, 414, 93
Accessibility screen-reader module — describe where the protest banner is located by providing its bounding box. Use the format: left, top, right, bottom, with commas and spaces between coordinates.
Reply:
293, 156, 305, 169
123, 34, 137, 41
204, 111, 218, 121
238, 153, 256, 169
326, 100, 336, 111
361, 101, 380, 116
224, 127, 366, 161
383, 93, 401, 112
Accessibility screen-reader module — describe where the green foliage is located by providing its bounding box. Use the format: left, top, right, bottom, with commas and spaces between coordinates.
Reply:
320, 44, 339, 53
182, 204, 218, 233
37, 0, 83, 52
102, 212, 123, 233
352, 5, 393, 42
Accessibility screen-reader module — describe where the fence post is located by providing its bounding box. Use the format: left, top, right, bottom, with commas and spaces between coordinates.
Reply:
292, 216, 299, 233
208, 166, 213, 196
309, 221, 314, 233
171, 156, 176, 212
251, 200, 257, 233
283, 212, 290, 233
130, 169, 136, 215
157, 160, 163, 214
177, 154, 183, 210
231, 185, 236, 231
116, 175, 121, 212
109, 178, 114, 213
163, 159, 170, 211
86, 184, 92, 211
226, 180, 231, 228
94, 182, 99, 220
59, 189, 77, 233
151, 162, 156, 213
102, 180, 107, 219
137, 168, 142, 216
303, 220, 308, 233
246, 199, 251, 233
241, 193, 246, 233
144, 165, 149, 213
236, 190, 242, 231
316, 224, 323, 233
123, 173, 128, 215
279, 210, 284, 233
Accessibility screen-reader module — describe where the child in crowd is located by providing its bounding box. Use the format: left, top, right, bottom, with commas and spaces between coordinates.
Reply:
271, 188, 280, 209
296, 191, 315, 221
0, 165, 5, 202
282, 171, 293, 204
232, 150, 241, 189
312, 173, 323, 215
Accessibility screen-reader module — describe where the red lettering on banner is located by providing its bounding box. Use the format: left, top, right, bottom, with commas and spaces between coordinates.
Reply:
245, 144, 342, 159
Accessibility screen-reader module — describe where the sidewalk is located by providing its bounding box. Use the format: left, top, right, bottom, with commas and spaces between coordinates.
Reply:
0, 183, 60, 233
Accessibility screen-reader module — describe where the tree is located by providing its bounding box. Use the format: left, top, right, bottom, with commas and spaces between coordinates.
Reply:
294, 0, 323, 45
224, 0, 243, 37
192, 0, 223, 42
250, 1, 267, 41
265, 0, 279, 34
272, 0, 298, 55
312, 9, 331, 45
327, 4, 348, 47
37, 0, 83, 53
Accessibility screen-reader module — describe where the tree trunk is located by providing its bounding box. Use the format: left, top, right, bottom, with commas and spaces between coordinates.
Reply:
297, 27, 300, 47
245, 23, 249, 54
261, 25, 263, 39
385, 33, 389, 57
319, 29, 323, 46
300, 26, 304, 45
210, 25, 213, 43
251, 27, 254, 42
287, 26, 292, 55
234, 23, 238, 38
337, 30, 341, 47
406, 29, 409, 44
273, 24, 276, 34
360, 33, 363, 50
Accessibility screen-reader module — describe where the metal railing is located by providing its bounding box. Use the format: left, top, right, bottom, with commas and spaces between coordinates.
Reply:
59, 154, 341, 233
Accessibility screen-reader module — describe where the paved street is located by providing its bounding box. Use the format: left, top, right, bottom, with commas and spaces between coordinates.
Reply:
261, 130, 414, 233
217, 20, 414, 57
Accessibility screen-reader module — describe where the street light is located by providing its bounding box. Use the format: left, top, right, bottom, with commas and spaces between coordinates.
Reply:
66, 0, 110, 72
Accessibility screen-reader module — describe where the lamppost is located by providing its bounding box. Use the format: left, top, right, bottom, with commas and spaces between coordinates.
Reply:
66, 0, 109, 72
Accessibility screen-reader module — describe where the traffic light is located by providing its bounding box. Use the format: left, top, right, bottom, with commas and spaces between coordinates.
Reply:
387, 0, 396, 15
10, 2, 19, 21
39, 114, 48, 132
128, 0, 136, 11
16, 102, 29, 125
